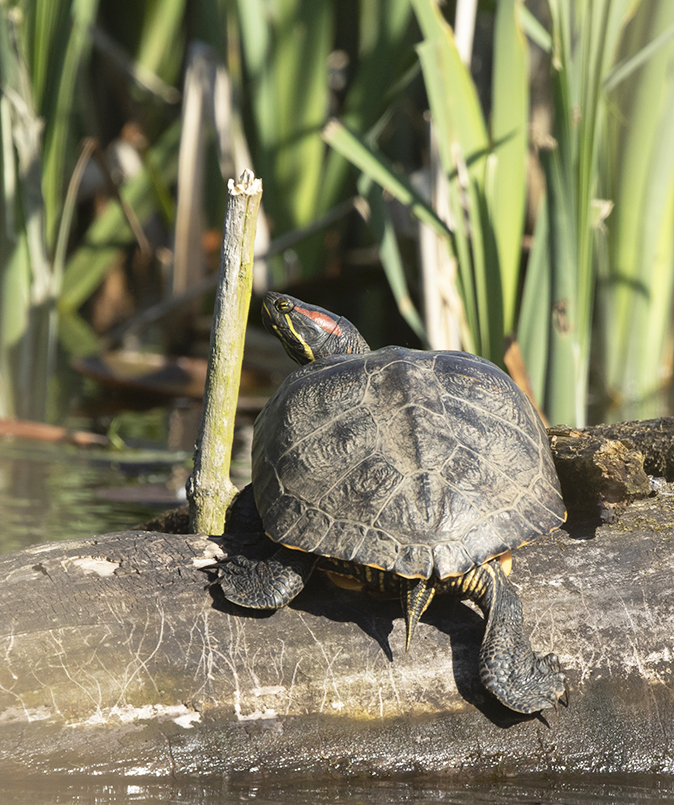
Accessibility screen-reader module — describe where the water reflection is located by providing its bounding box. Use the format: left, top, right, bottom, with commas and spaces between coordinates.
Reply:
0, 440, 186, 554
2, 772, 674, 804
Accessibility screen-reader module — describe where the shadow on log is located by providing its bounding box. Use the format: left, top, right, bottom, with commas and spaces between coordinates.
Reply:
1, 434, 674, 777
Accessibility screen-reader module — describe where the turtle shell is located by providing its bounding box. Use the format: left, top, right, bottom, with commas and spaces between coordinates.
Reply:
252, 346, 565, 580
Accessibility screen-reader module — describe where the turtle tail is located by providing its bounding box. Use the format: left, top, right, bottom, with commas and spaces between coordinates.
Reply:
401, 577, 436, 650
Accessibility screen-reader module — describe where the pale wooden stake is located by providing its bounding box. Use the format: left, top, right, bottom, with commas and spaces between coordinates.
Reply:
187, 169, 263, 534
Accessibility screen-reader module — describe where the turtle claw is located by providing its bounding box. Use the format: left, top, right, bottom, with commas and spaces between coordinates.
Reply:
559, 680, 570, 709
401, 577, 436, 651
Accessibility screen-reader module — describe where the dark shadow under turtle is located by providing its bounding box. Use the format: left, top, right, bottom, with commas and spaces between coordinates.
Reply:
211, 293, 568, 715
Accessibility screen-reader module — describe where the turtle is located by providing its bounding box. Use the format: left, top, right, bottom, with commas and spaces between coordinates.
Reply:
215, 292, 567, 714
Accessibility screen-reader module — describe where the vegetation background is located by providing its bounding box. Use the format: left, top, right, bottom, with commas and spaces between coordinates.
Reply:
0, 0, 673, 429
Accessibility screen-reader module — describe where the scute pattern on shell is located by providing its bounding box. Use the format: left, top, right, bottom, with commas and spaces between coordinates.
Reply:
252, 346, 565, 580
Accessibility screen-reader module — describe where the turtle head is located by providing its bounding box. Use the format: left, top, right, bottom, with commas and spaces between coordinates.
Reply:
262, 292, 370, 365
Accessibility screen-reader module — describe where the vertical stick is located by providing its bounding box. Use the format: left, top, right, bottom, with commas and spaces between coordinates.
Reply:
187, 169, 263, 534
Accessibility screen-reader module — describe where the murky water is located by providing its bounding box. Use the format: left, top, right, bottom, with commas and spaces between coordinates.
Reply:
3, 771, 674, 804
0, 439, 187, 554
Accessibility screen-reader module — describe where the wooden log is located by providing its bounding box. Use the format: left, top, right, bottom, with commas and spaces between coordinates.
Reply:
1, 476, 674, 778
548, 417, 673, 520
581, 416, 674, 479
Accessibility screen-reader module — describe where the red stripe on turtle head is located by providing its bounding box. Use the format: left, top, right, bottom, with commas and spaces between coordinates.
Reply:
295, 305, 342, 336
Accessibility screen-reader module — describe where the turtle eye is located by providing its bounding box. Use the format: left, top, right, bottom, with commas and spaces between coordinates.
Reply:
275, 297, 295, 313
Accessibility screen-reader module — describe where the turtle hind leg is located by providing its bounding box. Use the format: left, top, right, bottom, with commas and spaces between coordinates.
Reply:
462, 560, 566, 714
216, 546, 317, 609
225, 483, 264, 534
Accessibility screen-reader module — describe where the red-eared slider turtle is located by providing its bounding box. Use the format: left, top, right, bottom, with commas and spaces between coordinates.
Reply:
217, 292, 567, 713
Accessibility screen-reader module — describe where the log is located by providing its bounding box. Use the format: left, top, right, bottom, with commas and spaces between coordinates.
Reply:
547, 416, 673, 521
1, 476, 674, 778
581, 417, 674, 479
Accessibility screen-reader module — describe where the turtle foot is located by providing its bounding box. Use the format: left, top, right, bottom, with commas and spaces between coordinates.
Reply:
215, 547, 316, 609
480, 648, 567, 714
466, 559, 567, 715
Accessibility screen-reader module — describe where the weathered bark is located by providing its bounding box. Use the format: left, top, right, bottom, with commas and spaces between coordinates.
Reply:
548, 417, 673, 520
1, 480, 674, 778
581, 417, 674, 479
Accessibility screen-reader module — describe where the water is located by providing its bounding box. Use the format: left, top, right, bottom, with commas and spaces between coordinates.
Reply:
0, 438, 187, 554
2, 772, 674, 804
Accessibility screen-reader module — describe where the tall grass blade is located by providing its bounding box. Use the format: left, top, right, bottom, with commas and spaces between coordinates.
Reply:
419, 124, 474, 352
359, 177, 427, 343
319, 0, 414, 226
489, 0, 529, 334
41, 0, 100, 246
519, 5, 552, 52
537, 0, 634, 425
414, 1, 492, 352
0, 7, 53, 420
89, 25, 181, 103
517, 193, 551, 407
454, 0, 477, 65
173, 43, 210, 299
135, 0, 187, 84
236, 0, 331, 253
604, 20, 674, 92
0, 95, 15, 238
599, 1, 674, 419
322, 119, 452, 239
412, 0, 489, 174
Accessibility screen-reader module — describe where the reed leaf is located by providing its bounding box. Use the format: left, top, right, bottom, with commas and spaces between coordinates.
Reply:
598, 0, 674, 420
236, 0, 331, 238
134, 0, 187, 85
519, 4, 551, 52
359, 177, 427, 343
517, 193, 551, 406
41, 0, 100, 246
0, 6, 53, 420
489, 0, 528, 334
323, 119, 451, 240
411, 0, 529, 361
412, 0, 489, 173
518, 0, 638, 426
318, 0, 415, 219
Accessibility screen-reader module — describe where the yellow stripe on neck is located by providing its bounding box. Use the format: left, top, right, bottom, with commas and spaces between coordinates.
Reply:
284, 313, 314, 362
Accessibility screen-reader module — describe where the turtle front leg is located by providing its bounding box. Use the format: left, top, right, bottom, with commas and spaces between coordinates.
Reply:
458, 559, 566, 714
216, 547, 317, 609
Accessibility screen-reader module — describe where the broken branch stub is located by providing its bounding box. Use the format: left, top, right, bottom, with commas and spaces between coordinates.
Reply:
187, 169, 263, 535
